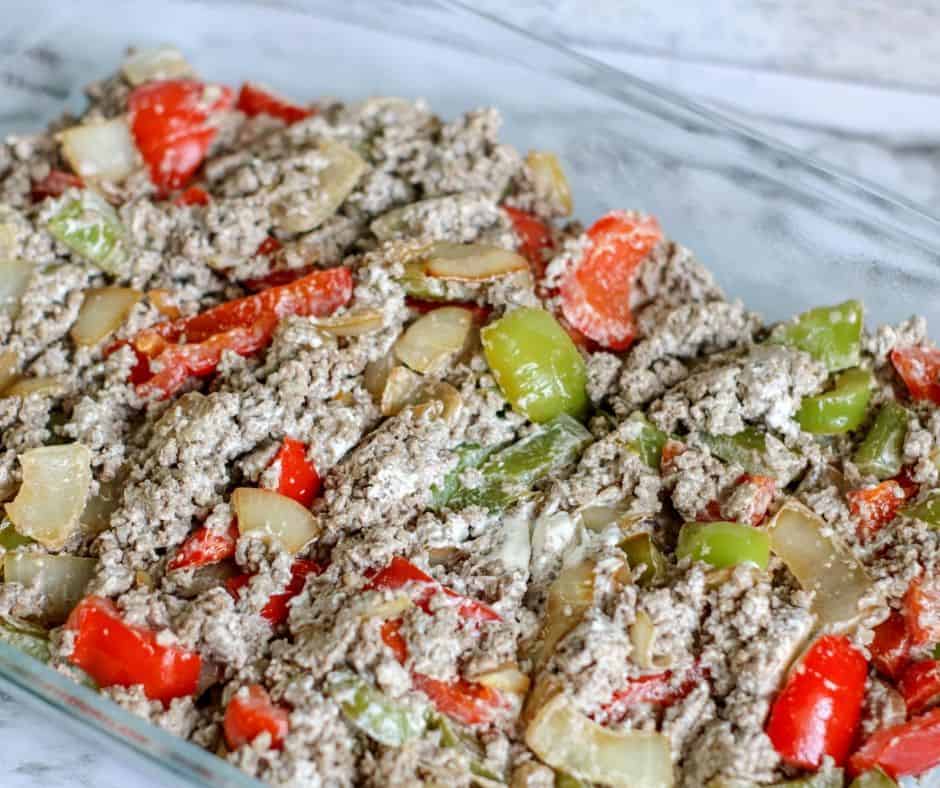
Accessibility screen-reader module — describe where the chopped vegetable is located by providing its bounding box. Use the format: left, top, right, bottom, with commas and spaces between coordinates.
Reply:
604, 664, 704, 715
312, 307, 384, 337
869, 611, 912, 681
848, 770, 898, 788
31, 170, 84, 201
737, 473, 777, 525
271, 140, 366, 233
3, 376, 66, 400
0, 615, 51, 662
848, 479, 913, 538
272, 437, 320, 508
3, 552, 95, 624
394, 306, 473, 374
168, 520, 238, 572
224, 684, 289, 750
412, 673, 502, 727
621, 532, 667, 587
482, 307, 588, 423
327, 669, 426, 747
5, 444, 92, 549
700, 428, 796, 479
677, 521, 771, 570
903, 489, 940, 528
236, 82, 312, 124
0, 349, 20, 396
121, 46, 193, 86
630, 610, 672, 670
128, 79, 234, 192
65, 595, 201, 704
46, 190, 127, 273
504, 205, 554, 279
429, 442, 498, 511
232, 487, 321, 555
853, 402, 909, 479
897, 659, 940, 716
890, 346, 940, 405
766, 634, 867, 769
473, 663, 530, 696
796, 367, 872, 435
174, 185, 210, 206
769, 501, 873, 629
443, 414, 592, 511
769, 300, 863, 372
904, 576, 940, 647
534, 560, 596, 665
848, 707, 940, 779
624, 411, 668, 468
525, 683, 673, 788
0, 259, 32, 318
0, 522, 32, 550
70, 287, 142, 346
57, 117, 139, 181
525, 151, 573, 216
227, 559, 322, 626
559, 211, 662, 351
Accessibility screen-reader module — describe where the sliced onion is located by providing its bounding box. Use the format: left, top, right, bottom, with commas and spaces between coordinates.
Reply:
525, 682, 673, 788
364, 352, 396, 401
579, 504, 628, 532
272, 140, 366, 233
313, 308, 384, 337
3, 377, 65, 399
356, 593, 413, 620
769, 500, 873, 631
80, 479, 122, 535
495, 510, 531, 573
630, 609, 673, 670
58, 117, 139, 181
4, 445, 92, 549
0, 350, 19, 394
474, 663, 530, 696
3, 552, 95, 624
394, 306, 473, 374
535, 560, 596, 666
233, 487, 321, 554
408, 381, 463, 424
380, 365, 422, 416
70, 286, 142, 346
121, 46, 193, 85
420, 242, 528, 281
526, 151, 573, 216
0, 259, 33, 317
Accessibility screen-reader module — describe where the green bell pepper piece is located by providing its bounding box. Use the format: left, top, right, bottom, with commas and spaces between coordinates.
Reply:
796, 367, 872, 435
445, 414, 592, 512
432, 715, 504, 783
701, 428, 769, 474
849, 769, 898, 788
933, 643, 940, 660
853, 401, 909, 479
430, 443, 500, 510
677, 521, 770, 570
327, 669, 426, 747
46, 190, 127, 274
0, 616, 51, 662
620, 533, 667, 587
903, 489, 940, 528
482, 307, 588, 423
0, 522, 32, 551
768, 300, 863, 371
623, 412, 667, 468
555, 773, 588, 788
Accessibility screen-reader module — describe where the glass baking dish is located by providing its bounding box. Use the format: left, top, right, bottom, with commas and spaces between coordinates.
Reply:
2, 1, 940, 785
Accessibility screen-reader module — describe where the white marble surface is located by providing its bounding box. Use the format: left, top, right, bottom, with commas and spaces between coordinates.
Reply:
1, 1, 938, 786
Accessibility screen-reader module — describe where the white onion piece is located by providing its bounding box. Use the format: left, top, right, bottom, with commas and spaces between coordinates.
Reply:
394, 306, 473, 374
630, 609, 673, 670
526, 151, 573, 216
4, 445, 92, 549
233, 487, 321, 554
474, 663, 530, 696
121, 46, 193, 85
58, 117, 139, 181
364, 352, 395, 401
535, 560, 596, 666
70, 286, 142, 346
408, 382, 463, 424
422, 242, 528, 281
3, 377, 65, 399
494, 510, 531, 574
525, 683, 674, 788
3, 552, 95, 624
0, 350, 19, 394
0, 259, 33, 317
313, 308, 384, 337
380, 365, 423, 416
355, 593, 413, 620
769, 500, 872, 631
80, 479, 122, 535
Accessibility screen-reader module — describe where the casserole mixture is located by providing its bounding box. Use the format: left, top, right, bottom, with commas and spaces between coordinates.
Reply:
0, 48, 937, 787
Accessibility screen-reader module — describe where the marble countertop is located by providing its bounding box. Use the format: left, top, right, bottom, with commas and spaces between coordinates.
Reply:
1, 1, 938, 786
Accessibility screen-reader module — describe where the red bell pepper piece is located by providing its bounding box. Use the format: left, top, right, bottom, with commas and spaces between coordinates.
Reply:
272, 437, 320, 508
31, 169, 84, 201
236, 83, 313, 125
898, 660, 940, 716
136, 311, 279, 400
848, 480, 911, 538
174, 185, 210, 206
559, 211, 662, 351
848, 707, 940, 779
891, 346, 940, 405
696, 500, 723, 522
65, 596, 201, 704
168, 520, 239, 572
128, 79, 234, 192
242, 267, 315, 293
738, 473, 776, 525
503, 205, 554, 280
603, 664, 704, 723
134, 267, 353, 351
405, 297, 491, 325
226, 558, 323, 626
365, 557, 500, 624
766, 635, 868, 769
660, 439, 686, 472
870, 610, 912, 681
905, 576, 940, 648
256, 236, 282, 258
223, 684, 289, 750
